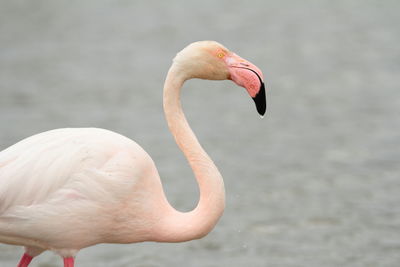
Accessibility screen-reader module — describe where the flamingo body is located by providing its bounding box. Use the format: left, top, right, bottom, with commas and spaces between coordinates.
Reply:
0, 128, 165, 250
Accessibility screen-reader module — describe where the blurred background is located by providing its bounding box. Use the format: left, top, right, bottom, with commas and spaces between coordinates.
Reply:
0, 0, 399, 266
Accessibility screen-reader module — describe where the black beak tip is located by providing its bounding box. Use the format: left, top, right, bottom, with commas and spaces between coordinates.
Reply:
252, 82, 267, 116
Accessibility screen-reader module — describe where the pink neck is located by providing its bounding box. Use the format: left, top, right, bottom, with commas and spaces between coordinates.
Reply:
155, 65, 225, 242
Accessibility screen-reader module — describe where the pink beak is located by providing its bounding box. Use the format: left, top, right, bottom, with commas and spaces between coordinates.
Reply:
226, 53, 266, 116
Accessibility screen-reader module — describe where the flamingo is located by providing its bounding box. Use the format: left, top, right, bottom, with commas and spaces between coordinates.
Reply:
0, 41, 266, 267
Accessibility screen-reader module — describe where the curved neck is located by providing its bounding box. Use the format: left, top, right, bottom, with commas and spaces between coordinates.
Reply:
155, 64, 225, 242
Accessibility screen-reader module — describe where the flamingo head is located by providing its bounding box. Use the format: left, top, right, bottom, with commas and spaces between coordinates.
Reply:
173, 41, 267, 116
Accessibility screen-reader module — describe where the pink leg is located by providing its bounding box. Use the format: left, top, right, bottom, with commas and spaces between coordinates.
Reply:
17, 253, 33, 267
63, 257, 75, 267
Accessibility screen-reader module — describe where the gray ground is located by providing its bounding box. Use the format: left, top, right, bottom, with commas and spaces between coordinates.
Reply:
0, 0, 399, 266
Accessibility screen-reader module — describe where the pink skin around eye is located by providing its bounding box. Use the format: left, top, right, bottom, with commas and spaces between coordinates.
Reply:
225, 53, 264, 98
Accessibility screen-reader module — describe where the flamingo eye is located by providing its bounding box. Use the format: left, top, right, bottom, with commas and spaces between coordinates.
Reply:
217, 52, 225, 58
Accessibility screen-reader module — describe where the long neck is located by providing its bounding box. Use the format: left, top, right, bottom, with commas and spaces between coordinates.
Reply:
155, 64, 225, 242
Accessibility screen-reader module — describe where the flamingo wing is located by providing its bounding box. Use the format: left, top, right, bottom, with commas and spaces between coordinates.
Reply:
0, 128, 140, 213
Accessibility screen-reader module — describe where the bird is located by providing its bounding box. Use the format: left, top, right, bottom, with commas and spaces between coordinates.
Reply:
0, 41, 266, 267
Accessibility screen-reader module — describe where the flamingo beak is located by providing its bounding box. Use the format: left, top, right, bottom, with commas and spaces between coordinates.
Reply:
253, 81, 266, 116
227, 54, 267, 116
